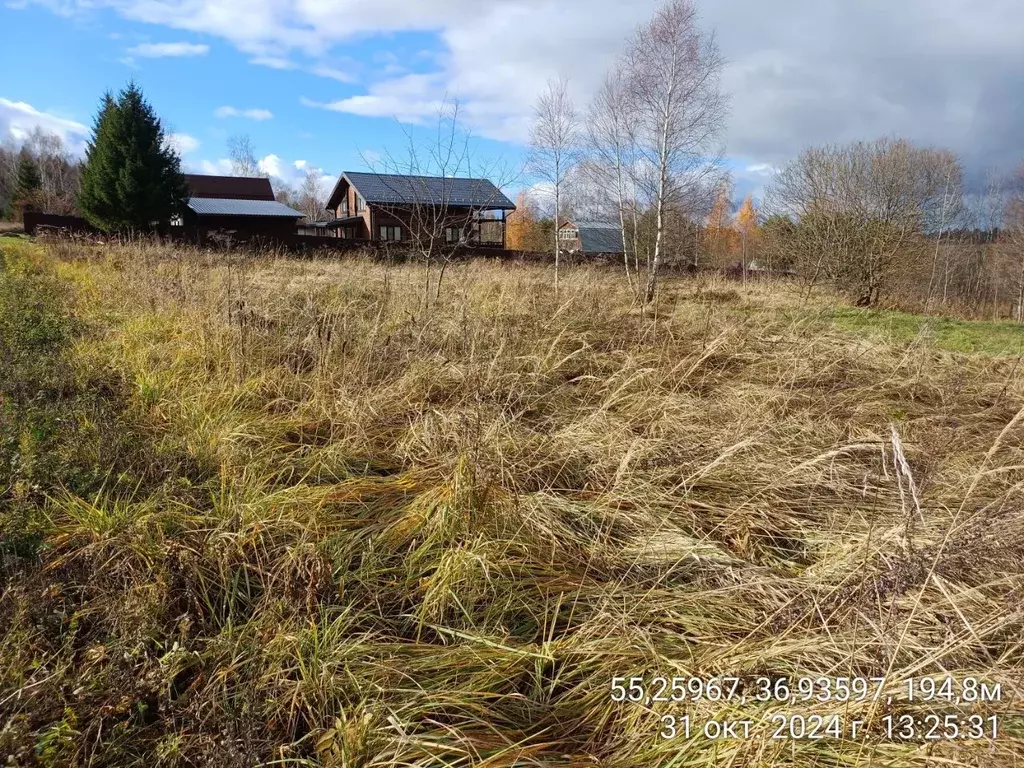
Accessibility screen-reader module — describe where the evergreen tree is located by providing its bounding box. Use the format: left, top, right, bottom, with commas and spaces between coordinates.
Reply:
78, 82, 188, 232
14, 150, 43, 213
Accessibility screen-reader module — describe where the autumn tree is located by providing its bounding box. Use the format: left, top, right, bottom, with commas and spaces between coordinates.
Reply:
507, 189, 544, 251
736, 194, 759, 274
527, 77, 580, 294
703, 182, 735, 267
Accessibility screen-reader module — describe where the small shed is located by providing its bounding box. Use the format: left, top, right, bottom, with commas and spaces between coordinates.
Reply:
558, 220, 625, 255
177, 174, 302, 235
182, 197, 304, 236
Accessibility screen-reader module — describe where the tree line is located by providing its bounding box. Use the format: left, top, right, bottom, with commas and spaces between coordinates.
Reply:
0, 128, 81, 219
510, 0, 1024, 318
4, 2, 1024, 320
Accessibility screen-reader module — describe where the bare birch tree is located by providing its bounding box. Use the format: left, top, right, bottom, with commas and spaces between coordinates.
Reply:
228, 134, 263, 177
297, 167, 327, 223
527, 77, 580, 294
588, 66, 641, 293
624, 0, 727, 303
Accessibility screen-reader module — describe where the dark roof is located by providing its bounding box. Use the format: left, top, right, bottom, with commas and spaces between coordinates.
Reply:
320, 215, 364, 228
328, 171, 516, 210
184, 174, 275, 201
575, 222, 625, 254
186, 197, 303, 218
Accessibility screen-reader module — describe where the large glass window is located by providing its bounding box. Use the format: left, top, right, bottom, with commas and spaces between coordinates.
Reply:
380, 225, 401, 242
356, 194, 366, 213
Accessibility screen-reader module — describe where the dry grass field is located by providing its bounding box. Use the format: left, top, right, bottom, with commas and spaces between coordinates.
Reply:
1, 237, 1023, 766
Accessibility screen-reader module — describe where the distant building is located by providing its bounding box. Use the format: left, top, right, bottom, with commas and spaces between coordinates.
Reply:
557, 220, 625, 255
176, 174, 303, 236
320, 171, 516, 247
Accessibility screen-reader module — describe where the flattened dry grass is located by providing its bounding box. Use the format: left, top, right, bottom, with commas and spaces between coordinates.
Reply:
2, 239, 1023, 766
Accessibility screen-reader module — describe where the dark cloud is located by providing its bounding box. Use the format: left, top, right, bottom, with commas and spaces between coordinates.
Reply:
704, 0, 1024, 179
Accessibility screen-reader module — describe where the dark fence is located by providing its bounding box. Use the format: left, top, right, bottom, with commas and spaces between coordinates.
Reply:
21, 212, 554, 261
23, 213, 783, 276
23, 212, 98, 236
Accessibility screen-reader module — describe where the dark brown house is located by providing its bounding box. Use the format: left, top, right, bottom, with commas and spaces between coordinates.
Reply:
176, 174, 303, 236
321, 172, 516, 247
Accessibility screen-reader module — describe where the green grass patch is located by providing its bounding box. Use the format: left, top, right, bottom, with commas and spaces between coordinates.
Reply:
829, 306, 1024, 355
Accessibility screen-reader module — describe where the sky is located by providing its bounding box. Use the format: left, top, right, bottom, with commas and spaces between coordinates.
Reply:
2, 0, 1023, 206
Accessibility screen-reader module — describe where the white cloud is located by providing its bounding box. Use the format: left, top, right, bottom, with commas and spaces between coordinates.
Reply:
0, 97, 89, 154
214, 106, 274, 120
302, 73, 449, 126
311, 65, 356, 84
250, 56, 296, 70
191, 158, 233, 175
126, 41, 209, 57
166, 132, 200, 154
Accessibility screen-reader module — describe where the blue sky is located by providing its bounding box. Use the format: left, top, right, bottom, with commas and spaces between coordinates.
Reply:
2, 0, 1022, 206
0, 1, 532, 196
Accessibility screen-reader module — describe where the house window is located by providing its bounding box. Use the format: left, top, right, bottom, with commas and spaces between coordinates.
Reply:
340, 199, 349, 216
356, 194, 366, 213
380, 225, 401, 242
559, 228, 577, 241
445, 227, 463, 244
170, 215, 183, 227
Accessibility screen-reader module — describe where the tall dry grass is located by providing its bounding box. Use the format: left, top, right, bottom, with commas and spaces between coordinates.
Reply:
1, 239, 1022, 766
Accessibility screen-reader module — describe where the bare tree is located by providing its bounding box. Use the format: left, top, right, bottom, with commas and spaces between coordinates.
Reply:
24, 128, 80, 215
297, 167, 327, 223
588, 66, 641, 293
625, 0, 728, 303
766, 138, 969, 306
1002, 166, 1024, 322
527, 77, 580, 294
228, 134, 263, 178
366, 99, 519, 310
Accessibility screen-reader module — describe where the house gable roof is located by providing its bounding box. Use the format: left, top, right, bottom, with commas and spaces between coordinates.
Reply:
184, 174, 275, 201
186, 197, 303, 218
327, 171, 516, 211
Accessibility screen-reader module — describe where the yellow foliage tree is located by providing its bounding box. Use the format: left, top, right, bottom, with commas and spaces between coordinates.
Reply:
736, 195, 760, 265
736, 195, 758, 238
704, 185, 737, 266
506, 190, 540, 251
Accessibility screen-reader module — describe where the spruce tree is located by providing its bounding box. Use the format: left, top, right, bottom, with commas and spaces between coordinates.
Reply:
78, 82, 188, 232
14, 150, 43, 213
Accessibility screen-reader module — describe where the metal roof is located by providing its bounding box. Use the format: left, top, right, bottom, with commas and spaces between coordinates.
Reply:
187, 197, 303, 218
328, 171, 516, 210
184, 174, 275, 201
576, 223, 625, 254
